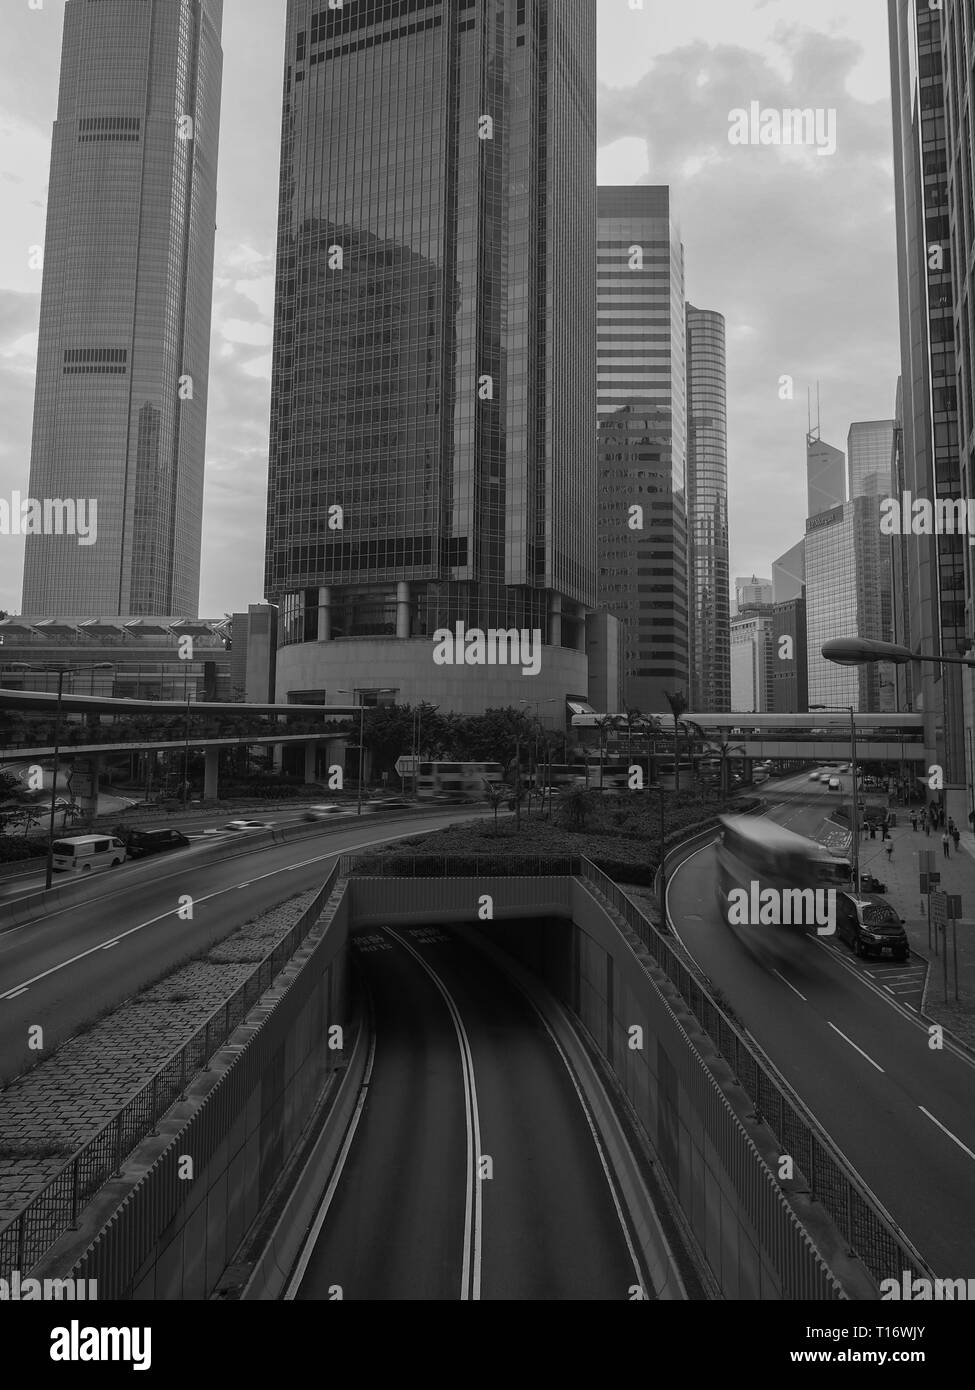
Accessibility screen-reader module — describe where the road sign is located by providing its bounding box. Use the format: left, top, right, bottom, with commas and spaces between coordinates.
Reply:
930, 890, 947, 931
394, 757, 418, 776
947, 894, 963, 918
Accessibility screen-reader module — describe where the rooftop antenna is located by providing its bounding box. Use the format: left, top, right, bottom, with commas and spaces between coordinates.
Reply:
806, 381, 822, 445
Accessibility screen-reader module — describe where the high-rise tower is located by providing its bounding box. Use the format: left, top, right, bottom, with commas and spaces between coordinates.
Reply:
21, 0, 223, 617
597, 185, 688, 712
686, 305, 730, 712
264, 0, 597, 715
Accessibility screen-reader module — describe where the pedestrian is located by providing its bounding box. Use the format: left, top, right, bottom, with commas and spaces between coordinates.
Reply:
943, 831, 951, 858
885, 841, 894, 863
969, 807, 975, 836
924, 813, 930, 836
911, 812, 918, 832
870, 823, 877, 840
953, 826, 961, 851
948, 816, 956, 835
881, 822, 889, 841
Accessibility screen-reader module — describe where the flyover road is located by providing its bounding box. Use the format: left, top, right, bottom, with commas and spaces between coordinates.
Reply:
668, 774, 975, 1276
0, 801, 417, 906
290, 924, 646, 1301
0, 811, 485, 1081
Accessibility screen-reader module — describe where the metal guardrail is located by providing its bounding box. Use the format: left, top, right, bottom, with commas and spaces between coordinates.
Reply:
341, 852, 582, 877
0, 861, 342, 1280
576, 856, 933, 1288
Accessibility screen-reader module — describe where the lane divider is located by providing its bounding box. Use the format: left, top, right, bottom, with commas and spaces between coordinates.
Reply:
387, 927, 483, 1301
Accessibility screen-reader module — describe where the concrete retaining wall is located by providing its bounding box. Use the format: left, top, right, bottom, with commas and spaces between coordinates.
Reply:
32, 885, 353, 1299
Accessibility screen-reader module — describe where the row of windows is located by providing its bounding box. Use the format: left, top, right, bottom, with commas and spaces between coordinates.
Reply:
302, 13, 443, 69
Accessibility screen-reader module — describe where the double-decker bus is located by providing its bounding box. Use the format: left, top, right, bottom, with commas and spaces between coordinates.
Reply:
714, 814, 852, 928
415, 761, 503, 801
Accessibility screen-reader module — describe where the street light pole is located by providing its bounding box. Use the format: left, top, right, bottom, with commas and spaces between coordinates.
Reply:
811, 704, 859, 890
45, 669, 66, 892
356, 701, 364, 816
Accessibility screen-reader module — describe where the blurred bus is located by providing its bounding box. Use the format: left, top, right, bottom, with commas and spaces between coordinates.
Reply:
416, 761, 503, 801
715, 814, 852, 927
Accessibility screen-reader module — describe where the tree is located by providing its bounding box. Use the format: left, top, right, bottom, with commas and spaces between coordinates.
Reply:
557, 783, 595, 831
707, 740, 746, 798
451, 707, 534, 778
482, 780, 508, 836
593, 713, 620, 790
664, 689, 689, 793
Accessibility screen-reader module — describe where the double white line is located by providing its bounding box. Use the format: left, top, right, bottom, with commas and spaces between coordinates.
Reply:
388, 928, 483, 1300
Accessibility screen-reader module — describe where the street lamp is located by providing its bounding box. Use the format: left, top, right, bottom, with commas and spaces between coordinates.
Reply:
810, 704, 860, 892
519, 698, 557, 815
337, 689, 396, 814
822, 636, 975, 670
411, 702, 439, 800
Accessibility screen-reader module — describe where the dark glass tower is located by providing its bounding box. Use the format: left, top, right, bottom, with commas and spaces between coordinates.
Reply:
21, 0, 223, 617
686, 305, 730, 712
889, 0, 964, 791
265, 0, 596, 703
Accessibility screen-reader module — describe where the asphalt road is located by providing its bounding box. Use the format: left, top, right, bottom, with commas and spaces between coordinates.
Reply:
668, 772, 975, 1276
0, 811, 485, 1080
291, 925, 645, 1301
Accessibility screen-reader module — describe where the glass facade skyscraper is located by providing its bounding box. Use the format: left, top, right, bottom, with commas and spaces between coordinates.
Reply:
21, 0, 223, 617
848, 419, 896, 500
806, 435, 846, 517
686, 305, 730, 712
265, 0, 596, 711
889, 0, 965, 796
597, 185, 688, 712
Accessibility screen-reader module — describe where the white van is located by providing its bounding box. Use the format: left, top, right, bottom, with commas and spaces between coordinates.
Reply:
51, 835, 127, 874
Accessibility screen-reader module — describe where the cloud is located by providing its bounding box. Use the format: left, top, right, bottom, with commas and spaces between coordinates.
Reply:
598, 26, 899, 586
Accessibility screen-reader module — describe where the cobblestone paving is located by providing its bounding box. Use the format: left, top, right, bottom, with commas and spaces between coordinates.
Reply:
0, 888, 319, 1225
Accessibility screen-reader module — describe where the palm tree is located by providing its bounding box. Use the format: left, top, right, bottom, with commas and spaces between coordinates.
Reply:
706, 740, 746, 798
482, 780, 507, 836
664, 689, 688, 793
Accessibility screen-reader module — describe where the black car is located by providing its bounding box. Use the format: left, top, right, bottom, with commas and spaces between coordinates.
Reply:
835, 892, 909, 962
858, 872, 887, 894
126, 828, 191, 858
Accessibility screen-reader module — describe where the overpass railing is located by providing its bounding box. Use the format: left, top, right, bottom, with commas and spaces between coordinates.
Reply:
0, 861, 342, 1281
576, 856, 934, 1289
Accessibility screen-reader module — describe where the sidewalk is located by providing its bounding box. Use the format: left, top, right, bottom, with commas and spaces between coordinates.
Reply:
855, 817, 975, 1051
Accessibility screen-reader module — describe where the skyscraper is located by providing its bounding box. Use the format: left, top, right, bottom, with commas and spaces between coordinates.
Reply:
848, 419, 896, 500
734, 575, 773, 610
772, 540, 804, 604
21, 0, 224, 617
686, 305, 730, 712
597, 185, 688, 711
265, 0, 596, 714
805, 496, 888, 711
730, 606, 774, 713
806, 434, 846, 517
889, 0, 965, 805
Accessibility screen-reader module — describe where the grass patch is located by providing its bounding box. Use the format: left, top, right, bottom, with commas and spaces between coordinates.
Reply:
0, 1137, 79, 1160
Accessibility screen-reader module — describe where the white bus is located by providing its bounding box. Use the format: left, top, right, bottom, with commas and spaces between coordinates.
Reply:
714, 815, 851, 927
415, 761, 503, 801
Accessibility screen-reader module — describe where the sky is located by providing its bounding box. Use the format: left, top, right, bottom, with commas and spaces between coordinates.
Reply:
0, 0, 899, 617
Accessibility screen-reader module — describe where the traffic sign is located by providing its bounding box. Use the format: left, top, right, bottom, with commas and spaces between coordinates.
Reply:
930, 890, 947, 931
394, 756, 418, 776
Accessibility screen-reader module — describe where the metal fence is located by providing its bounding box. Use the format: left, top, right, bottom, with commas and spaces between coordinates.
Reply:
577, 856, 934, 1288
341, 852, 582, 878
0, 861, 342, 1280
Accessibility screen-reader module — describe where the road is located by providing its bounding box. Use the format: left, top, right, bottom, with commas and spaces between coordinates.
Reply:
0, 810, 482, 1080
667, 771, 975, 1275
0, 800, 408, 905
290, 925, 646, 1301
